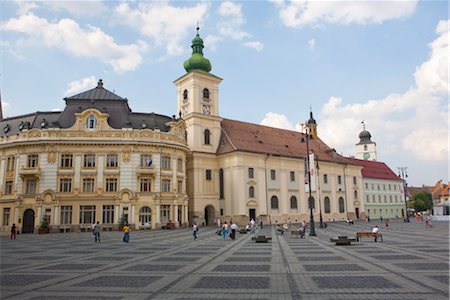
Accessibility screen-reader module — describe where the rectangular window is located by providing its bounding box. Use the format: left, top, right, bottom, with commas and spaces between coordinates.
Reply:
389, 184, 391, 190
26, 179, 36, 194
290, 171, 295, 181
220, 208, 224, 216
82, 178, 95, 193
337, 175, 342, 185
366, 195, 369, 202
324, 174, 328, 184
4, 181, 13, 195
206, 169, 212, 180
140, 178, 152, 192
177, 158, 183, 172
84, 154, 96, 168
270, 170, 276, 180
3, 208, 10, 226
102, 205, 114, 224
27, 154, 39, 168
105, 178, 118, 192
59, 178, 72, 193
162, 179, 171, 192
60, 206, 73, 225
160, 205, 170, 224
141, 154, 153, 167
60, 154, 73, 168
248, 167, 254, 179
394, 185, 397, 190
79, 205, 96, 224
6, 157, 15, 171
365, 183, 369, 189
353, 176, 357, 185
106, 154, 118, 168
177, 180, 183, 194
162, 156, 171, 169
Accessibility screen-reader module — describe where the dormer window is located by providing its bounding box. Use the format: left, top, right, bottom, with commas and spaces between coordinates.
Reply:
141, 121, 147, 129
86, 115, 97, 129
3, 124, 10, 133
203, 88, 210, 99
183, 89, 188, 100
40, 119, 47, 129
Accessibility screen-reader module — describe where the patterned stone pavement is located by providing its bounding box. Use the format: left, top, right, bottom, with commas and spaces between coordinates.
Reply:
0, 220, 448, 300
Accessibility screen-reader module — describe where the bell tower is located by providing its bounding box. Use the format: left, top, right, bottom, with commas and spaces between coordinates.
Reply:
174, 26, 222, 153
356, 121, 377, 160
306, 109, 318, 139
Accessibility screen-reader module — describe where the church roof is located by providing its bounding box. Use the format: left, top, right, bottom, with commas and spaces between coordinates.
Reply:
348, 158, 401, 181
65, 79, 123, 101
217, 118, 357, 165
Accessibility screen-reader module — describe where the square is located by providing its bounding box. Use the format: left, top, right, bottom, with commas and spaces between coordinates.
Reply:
192, 276, 270, 289
73, 275, 161, 288
312, 276, 400, 289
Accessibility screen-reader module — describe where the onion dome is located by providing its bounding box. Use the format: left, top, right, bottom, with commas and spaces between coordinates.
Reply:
358, 130, 372, 144
183, 26, 212, 73
307, 111, 316, 125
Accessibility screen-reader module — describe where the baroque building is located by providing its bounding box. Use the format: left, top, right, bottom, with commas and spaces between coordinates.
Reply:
0, 29, 366, 233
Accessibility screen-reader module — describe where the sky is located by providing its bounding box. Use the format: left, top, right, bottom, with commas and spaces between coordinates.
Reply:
1, 0, 448, 187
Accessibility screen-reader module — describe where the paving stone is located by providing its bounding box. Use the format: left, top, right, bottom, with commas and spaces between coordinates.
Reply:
303, 264, 366, 271
298, 256, 346, 261
369, 254, 421, 260
0, 274, 58, 286
154, 256, 201, 261
312, 276, 401, 289
30, 296, 122, 300
394, 263, 449, 270
124, 264, 185, 271
213, 265, 270, 272
38, 263, 104, 271
73, 275, 162, 287
226, 257, 271, 262
192, 276, 270, 289
428, 275, 449, 284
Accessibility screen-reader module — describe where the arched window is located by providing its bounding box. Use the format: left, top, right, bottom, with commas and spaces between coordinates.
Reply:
204, 129, 211, 145
324, 197, 331, 213
203, 88, 210, 99
290, 196, 297, 209
308, 196, 315, 209
354, 190, 358, 199
219, 169, 224, 199
271, 196, 279, 209
183, 89, 188, 100
249, 186, 255, 198
86, 115, 97, 129
139, 206, 152, 225
364, 145, 368, 151
338, 197, 345, 213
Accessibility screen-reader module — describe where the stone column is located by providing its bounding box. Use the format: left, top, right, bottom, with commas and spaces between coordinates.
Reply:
114, 204, 120, 223
54, 206, 59, 225
156, 204, 160, 224
174, 204, 178, 226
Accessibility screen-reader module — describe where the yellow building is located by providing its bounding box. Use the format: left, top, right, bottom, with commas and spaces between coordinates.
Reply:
0, 29, 365, 233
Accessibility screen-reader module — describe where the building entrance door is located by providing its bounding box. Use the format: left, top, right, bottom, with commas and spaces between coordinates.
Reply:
355, 207, 360, 219
249, 209, 256, 221
22, 209, 35, 233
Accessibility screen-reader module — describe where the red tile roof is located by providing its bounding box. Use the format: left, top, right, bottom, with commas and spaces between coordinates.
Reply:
348, 157, 402, 181
217, 118, 358, 165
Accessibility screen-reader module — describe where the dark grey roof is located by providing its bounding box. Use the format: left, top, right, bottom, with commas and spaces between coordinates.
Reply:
65, 79, 123, 101
0, 79, 174, 136
356, 130, 373, 145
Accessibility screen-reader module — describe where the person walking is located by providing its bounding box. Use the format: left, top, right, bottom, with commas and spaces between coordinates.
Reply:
230, 222, 238, 240
192, 223, 198, 240
93, 221, 102, 242
221, 222, 229, 239
10, 223, 17, 240
122, 223, 130, 243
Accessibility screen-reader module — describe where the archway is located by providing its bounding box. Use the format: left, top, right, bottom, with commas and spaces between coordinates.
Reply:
204, 205, 215, 226
22, 209, 35, 233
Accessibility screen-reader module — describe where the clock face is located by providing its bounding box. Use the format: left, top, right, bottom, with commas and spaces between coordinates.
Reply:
363, 152, 370, 159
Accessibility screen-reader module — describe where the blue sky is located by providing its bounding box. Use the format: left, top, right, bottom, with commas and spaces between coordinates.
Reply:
1, 0, 448, 186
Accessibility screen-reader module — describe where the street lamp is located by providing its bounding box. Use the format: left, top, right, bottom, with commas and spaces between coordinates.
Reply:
316, 158, 324, 228
398, 167, 410, 222
301, 124, 316, 236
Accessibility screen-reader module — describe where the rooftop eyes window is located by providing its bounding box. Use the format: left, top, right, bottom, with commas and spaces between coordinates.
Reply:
203, 88, 210, 99
183, 89, 188, 100
86, 115, 97, 129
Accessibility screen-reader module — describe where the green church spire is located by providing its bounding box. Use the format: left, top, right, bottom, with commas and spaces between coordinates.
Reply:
183, 25, 212, 73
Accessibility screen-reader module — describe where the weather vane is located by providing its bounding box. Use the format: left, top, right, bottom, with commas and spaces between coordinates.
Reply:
361, 120, 366, 130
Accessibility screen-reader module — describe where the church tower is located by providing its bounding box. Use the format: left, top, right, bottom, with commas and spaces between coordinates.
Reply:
356, 121, 377, 160
306, 109, 318, 139
174, 26, 223, 153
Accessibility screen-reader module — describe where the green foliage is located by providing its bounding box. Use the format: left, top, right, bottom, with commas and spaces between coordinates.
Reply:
411, 191, 433, 212
40, 217, 48, 228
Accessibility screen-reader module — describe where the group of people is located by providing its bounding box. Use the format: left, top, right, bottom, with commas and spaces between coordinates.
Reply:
276, 220, 307, 237
90, 221, 130, 243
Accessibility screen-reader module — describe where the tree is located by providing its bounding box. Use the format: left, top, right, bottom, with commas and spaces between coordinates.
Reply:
410, 191, 433, 212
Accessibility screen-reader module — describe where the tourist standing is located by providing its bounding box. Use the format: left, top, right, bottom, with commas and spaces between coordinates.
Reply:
230, 222, 238, 240
221, 222, 229, 239
93, 221, 102, 242
122, 223, 130, 243
10, 223, 17, 240
192, 223, 198, 240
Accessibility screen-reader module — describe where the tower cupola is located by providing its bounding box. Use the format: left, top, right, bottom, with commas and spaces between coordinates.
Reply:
183, 26, 212, 73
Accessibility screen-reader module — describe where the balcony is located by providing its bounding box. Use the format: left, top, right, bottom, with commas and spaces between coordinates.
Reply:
19, 167, 41, 178
137, 166, 156, 175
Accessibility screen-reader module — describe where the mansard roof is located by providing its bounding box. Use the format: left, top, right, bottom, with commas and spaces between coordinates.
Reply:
217, 118, 358, 165
348, 158, 401, 181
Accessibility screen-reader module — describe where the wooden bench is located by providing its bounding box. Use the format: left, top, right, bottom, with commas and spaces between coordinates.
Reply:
251, 235, 272, 243
291, 229, 305, 238
356, 232, 383, 242
239, 228, 248, 234
162, 222, 176, 229
330, 236, 356, 245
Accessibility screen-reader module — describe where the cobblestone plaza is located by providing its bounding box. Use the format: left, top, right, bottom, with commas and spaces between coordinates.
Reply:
1, 220, 448, 300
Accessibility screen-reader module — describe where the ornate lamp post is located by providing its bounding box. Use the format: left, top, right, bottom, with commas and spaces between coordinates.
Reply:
398, 167, 410, 222
301, 124, 316, 236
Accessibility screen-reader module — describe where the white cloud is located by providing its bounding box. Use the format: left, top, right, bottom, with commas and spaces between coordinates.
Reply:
318, 20, 449, 162
15, 0, 38, 14
243, 41, 264, 52
204, 35, 223, 51
217, 1, 250, 40
114, 2, 208, 56
44, 1, 107, 17
65, 76, 97, 96
2, 13, 148, 72
308, 38, 315, 51
1, 101, 11, 118
260, 112, 296, 131
273, 0, 418, 28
